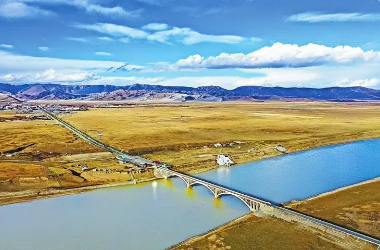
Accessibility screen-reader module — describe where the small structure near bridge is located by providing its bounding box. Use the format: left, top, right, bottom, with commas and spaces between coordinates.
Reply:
216, 154, 234, 167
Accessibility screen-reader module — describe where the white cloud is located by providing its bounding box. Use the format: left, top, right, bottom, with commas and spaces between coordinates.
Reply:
34, 68, 98, 83
250, 37, 262, 42
287, 12, 380, 23
0, 50, 123, 73
91, 76, 165, 86
74, 22, 247, 45
0, 69, 98, 84
95, 51, 111, 56
334, 78, 380, 87
74, 23, 148, 39
5, 0, 139, 19
142, 23, 169, 31
38, 46, 49, 51
83, 4, 141, 18
175, 43, 379, 69
350, 78, 380, 87
0, 44, 14, 49
66, 37, 90, 43
0, 2, 54, 19
147, 27, 244, 44
97, 36, 114, 42
2, 43, 380, 89
136, 0, 165, 6
0, 74, 18, 82
119, 37, 130, 43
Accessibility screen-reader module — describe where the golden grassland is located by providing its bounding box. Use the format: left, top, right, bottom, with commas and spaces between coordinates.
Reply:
0, 118, 103, 155
1, 102, 380, 248
288, 179, 380, 238
0, 117, 107, 194
62, 102, 380, 172
170, 214, 376, 250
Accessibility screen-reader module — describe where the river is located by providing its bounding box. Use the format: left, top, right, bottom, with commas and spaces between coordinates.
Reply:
1, 139, 380, 250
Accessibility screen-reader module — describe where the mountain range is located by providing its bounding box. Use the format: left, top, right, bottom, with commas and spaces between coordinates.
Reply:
1, 83, 380, 102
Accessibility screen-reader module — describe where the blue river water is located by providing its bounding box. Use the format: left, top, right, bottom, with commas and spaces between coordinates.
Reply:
196, 139, 380, 204
0, 139, 380, 250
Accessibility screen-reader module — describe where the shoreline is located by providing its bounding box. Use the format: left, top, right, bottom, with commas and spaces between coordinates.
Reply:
0, 177, 157, 207
1, 136, 380, 207
286, 176, 380, 207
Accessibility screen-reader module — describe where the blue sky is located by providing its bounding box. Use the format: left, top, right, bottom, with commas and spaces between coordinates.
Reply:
1, 0, 380, 89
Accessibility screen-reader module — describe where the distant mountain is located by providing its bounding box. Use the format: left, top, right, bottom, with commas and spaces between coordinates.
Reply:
0, 93, 22, 104
0, 83, 380, 102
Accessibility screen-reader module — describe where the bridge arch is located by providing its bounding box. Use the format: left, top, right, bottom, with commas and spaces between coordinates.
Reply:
188, 181, 218, 197
215, 192, 259, 211
176, 176, 257, 211
175, 175, 191, 186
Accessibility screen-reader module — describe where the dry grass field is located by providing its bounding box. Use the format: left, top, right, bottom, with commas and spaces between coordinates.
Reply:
1, 102, 380, 248
171, 214, 376, 250
289, 179, 380, 238
0, 117, 103, 157
0, 114, 106, 193
62, 102, 380, 172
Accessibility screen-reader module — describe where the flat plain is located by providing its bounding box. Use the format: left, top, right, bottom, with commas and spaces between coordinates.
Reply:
1, 102, 380, 249
62, 102, 380, 173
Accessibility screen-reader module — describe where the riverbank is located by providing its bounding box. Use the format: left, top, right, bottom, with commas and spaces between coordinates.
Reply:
3, 102, 380, 206
0, 176, 157, 206
169, 212, 374, 250
288, 176, 380, 238
1, 135, 380, 208
288, 176, 380, 205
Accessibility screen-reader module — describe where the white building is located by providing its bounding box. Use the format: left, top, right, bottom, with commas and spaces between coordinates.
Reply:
216, 154, 234, 167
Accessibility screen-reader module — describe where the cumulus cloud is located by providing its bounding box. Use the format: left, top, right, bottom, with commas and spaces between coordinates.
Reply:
142, 23, 169, 31
0, 2, 54, 19
74, 22, 247, 45
38, 46, 49, 51
287, 12, 380, 23
175, 43, 379, 69
0, 74, 19, 82
0, 44, 14, 49
95, 51, 111, 56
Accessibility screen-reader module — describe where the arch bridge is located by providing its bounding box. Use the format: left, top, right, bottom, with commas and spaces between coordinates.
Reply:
159, 168, 271, 212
